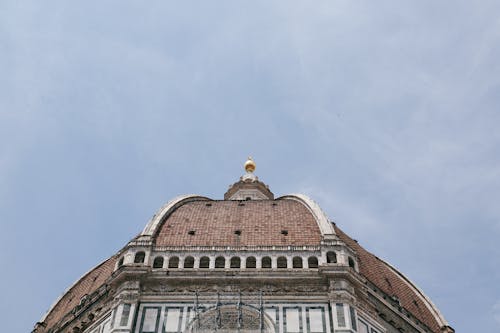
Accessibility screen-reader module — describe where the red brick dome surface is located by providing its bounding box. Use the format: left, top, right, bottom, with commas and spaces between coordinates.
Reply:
154, 199, 322, 246
42, 257, 117, 330
40, 197, 443, 332
334, 226, 442, 332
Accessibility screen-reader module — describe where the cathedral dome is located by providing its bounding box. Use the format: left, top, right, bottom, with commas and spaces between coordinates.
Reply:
34, 160, 453, 333
153, 199, 322, 247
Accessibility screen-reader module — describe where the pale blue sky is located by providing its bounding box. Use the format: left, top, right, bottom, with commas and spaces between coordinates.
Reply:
1, 1, 500, 332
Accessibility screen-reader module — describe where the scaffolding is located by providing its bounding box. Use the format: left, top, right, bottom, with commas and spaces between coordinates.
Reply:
188, 291, 269, 333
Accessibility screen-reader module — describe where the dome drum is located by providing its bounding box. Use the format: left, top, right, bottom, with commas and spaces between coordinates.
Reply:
34, 162, 453, 333
117, 249, 350, 271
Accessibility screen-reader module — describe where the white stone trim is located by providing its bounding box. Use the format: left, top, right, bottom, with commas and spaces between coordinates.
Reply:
379, 257, 450, 328
147, 251, 322, 271
141, 194, 210, 237
39, 257, 113, 323
279, 194, 336, 238
356, 309, 387, 333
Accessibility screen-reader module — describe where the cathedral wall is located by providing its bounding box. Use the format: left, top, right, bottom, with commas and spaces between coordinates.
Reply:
82, 299, 393, 333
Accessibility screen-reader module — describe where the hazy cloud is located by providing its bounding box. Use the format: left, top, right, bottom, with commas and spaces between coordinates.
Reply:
2, 1, 499, 332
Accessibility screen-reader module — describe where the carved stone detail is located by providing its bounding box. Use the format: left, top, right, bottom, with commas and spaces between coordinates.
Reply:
141, 281, 328, 294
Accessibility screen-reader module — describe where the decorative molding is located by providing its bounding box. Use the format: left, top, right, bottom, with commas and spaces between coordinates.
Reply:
141, 282, 329, 295
151, 245, 323, 252
378, 257, 451, 329
141, 195, 210, 237
279, 194, 337, 239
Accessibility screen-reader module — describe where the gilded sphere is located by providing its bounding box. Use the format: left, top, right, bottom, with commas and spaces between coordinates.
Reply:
244, 157, 256, 173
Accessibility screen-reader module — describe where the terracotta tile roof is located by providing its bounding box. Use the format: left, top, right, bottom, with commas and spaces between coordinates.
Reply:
43, 257, 116, 330
41, 198, 443, 333
154, 199, 322, 246
334, 225, 441, 332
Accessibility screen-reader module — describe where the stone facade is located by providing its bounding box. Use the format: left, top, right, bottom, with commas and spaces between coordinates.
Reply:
33, 163, 454, 333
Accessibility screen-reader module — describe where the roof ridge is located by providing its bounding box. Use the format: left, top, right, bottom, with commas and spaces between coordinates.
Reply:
333, 224, 443, 332
39, 256, 116, 324
375, 256, 450, 328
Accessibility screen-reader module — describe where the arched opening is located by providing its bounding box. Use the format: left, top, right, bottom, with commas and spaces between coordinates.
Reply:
246, 256, 256, 269
134, 251, 145, 264
277, 256, 287, 269
215, 256, 225, 268
327, 251, 337, 264
184, 256, 195, 269
186, 304, 274, 332
308, 256, 318, 268
168, 256, 179, 268
153, 256, 164, 268
348, 257, 355, 269
230, 257, 241, 269
292, 256, 303, 268
261, 256, 272, 269
199, 256, 210, 268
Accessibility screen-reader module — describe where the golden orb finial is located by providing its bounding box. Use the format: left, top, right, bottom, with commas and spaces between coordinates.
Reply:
244, 156, 256, 173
